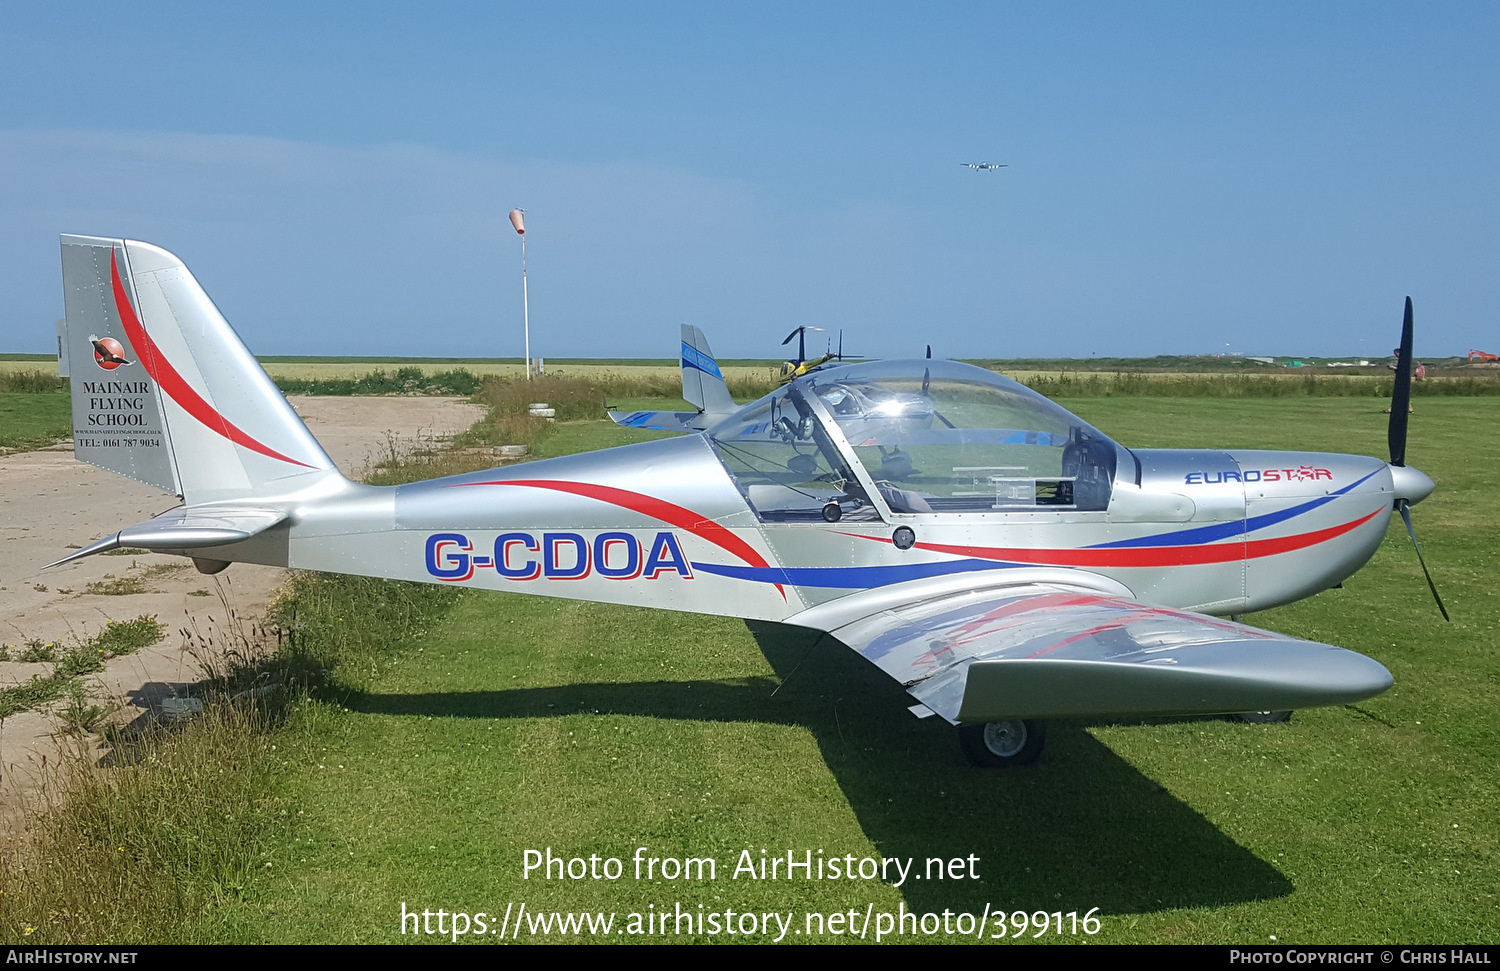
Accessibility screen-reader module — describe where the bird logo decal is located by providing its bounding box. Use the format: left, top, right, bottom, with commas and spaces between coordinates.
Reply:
89, 335, 133, 370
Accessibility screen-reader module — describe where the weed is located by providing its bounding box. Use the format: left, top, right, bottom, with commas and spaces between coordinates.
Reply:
272, 366, 484, 396
54, 682, 111, 737
83, 564, 186, 596
94, 616, 167, 656
359, 429, 501, 486
85, 576, 146, 596
18, 638, 58, 663
0, 618, 164, 719
0, 677, 68, 718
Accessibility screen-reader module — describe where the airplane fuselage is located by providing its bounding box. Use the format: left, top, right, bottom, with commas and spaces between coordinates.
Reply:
201, 433, 1403, 626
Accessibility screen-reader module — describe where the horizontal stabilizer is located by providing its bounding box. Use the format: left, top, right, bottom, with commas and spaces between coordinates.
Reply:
608, 409, 719, 432
45, 507, 288, 568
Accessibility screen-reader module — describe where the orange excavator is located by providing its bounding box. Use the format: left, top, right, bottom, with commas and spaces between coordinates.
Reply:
1468, 349, 1499, 362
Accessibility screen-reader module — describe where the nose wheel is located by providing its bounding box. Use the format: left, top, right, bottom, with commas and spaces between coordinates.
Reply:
958, 720, 1047, 768
1236, 710, 1293, 724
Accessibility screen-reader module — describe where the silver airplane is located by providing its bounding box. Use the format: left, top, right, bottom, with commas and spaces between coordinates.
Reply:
51, 236, 1436, 767
962, 162, 1007, 171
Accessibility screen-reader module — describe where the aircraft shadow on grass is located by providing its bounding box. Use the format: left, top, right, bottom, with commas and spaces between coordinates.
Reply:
354, 620, 1293, 916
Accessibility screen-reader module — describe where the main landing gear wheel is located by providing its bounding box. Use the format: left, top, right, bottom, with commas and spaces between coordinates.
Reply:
958, 720, 1047, 768
1236, 711, 1293, 724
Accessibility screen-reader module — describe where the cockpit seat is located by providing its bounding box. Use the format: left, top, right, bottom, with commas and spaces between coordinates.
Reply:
1062, 432, 1116, 512
877, 481, 934, 514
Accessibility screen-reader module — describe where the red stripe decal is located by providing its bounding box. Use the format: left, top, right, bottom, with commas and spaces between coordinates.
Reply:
870, 508, 1383, 568
945, 592, 1108, 647
109, 251, 314, 469
1027, 617, 1145, 658
451, 478, 785, 598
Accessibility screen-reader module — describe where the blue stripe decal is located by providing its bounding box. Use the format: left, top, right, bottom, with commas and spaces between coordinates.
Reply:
612, 411, 669, 429
1087, 468, 1382, 549
681, 342, 724, 379
691, 558, 1019, 588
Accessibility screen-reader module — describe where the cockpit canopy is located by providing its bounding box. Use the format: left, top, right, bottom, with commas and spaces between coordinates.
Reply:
708, 361, 1135, 521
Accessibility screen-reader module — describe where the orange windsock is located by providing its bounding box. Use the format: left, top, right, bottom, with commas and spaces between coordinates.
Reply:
509, 209, 526, 235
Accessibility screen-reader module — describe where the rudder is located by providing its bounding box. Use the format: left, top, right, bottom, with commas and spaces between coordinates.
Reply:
680, 324, 735, 417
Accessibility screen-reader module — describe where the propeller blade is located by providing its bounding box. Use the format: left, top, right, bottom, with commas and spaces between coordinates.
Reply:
1398, 499, 1450, 621
1388, 297, 1414, 467
926, 344, 932, 359
921, 366, 930, 396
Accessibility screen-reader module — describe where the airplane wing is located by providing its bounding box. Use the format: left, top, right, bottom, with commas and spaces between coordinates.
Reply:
792, 585, 1392, 724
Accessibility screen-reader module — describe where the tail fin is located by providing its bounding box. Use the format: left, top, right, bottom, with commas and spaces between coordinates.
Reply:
59, 236, 338, 504
680, 324, 735, 417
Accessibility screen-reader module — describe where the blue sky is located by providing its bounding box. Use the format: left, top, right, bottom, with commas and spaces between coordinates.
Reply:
2, 3, 1497, 359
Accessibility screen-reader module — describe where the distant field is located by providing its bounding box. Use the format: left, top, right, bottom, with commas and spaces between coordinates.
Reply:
6, 353, 1496, 402
6, 345, 1498, 390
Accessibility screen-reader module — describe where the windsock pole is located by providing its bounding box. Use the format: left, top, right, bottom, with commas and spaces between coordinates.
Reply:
509, 208, 530, 380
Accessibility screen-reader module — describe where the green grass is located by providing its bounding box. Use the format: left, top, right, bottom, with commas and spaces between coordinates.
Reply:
5, 397, 1497, 944
0, 391, 70, 450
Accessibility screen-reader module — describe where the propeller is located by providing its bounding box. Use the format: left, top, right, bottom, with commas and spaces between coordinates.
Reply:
1398, 500, 1449, 621
1388, 298, 1413, 467
1387, 296, 1449, 621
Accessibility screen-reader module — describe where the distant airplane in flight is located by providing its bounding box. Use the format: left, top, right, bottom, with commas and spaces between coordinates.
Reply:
961, 162, 1007, 170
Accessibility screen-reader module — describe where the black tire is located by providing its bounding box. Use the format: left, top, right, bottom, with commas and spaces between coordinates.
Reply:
1236, 710, 1293, 724
958, 720, 1046, 768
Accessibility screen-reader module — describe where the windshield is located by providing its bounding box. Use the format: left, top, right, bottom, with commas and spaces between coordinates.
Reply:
709, 361, 1132, 520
